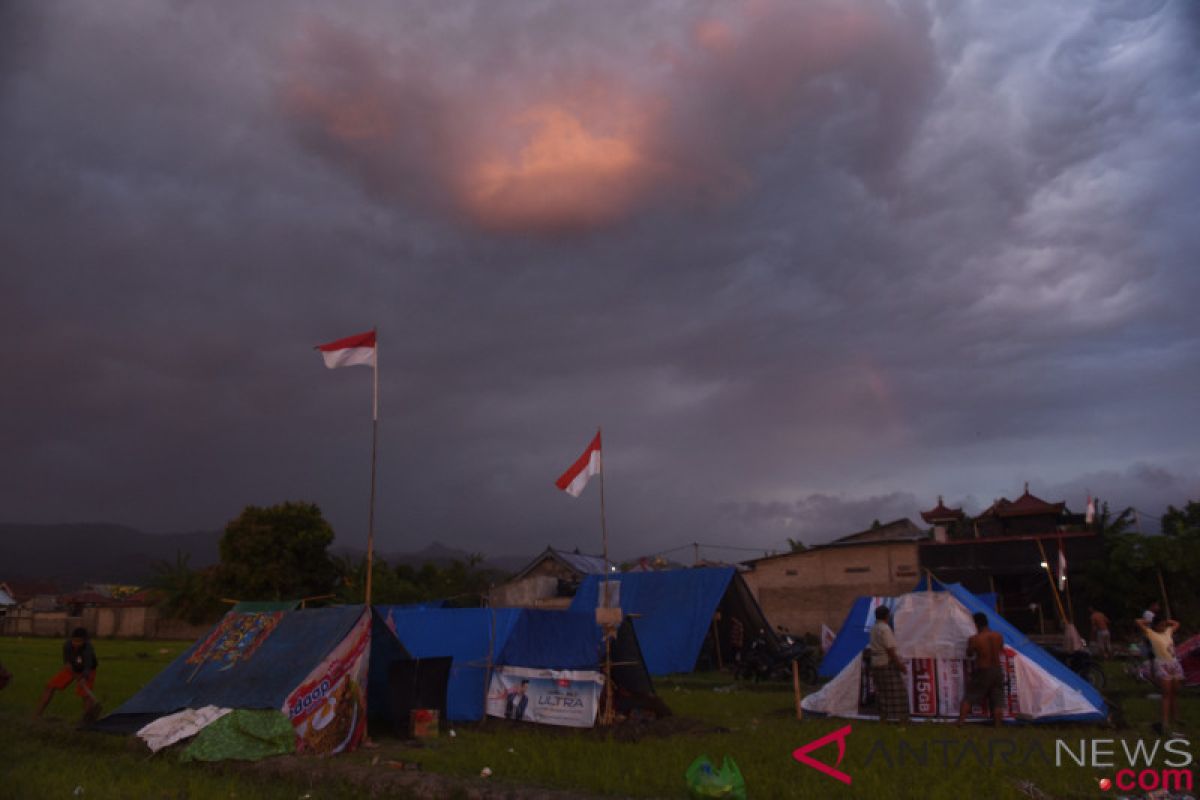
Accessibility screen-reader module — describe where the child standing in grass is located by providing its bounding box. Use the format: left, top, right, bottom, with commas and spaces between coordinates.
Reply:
34, 626, 98, 720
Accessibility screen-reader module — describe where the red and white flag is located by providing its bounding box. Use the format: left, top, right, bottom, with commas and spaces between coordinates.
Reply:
316, 330, 376, 369
555, 431, 602, 498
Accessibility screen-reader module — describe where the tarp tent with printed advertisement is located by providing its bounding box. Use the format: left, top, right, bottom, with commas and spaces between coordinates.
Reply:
819, 595, 900, 678
819, 591, 1000, 678
567, 567, 776, 675
94, 605, 409, 755
382, 606, 664, 726
802, 578, 1108, 723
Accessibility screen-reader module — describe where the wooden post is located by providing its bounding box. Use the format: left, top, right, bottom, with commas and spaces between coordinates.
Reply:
603, 627, 615, 726
482, 606, 496, 727
1035, 539, 1068, 629
711, 613, 724, 671
1156, 569, 1172, 620
792, 658, 803, 720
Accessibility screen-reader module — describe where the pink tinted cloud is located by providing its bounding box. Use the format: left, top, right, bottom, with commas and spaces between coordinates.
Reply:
278, 1, 928, 234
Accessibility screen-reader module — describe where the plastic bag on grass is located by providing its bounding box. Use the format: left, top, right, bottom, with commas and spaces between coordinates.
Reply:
685, 755, 746, 799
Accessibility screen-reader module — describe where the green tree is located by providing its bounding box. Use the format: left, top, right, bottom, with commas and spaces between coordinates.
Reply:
334, 553, 508, 607
1078, 502, 1200, 631
215, 502, 338, 601
787, 538, 807, 553
150, 552, 224, 624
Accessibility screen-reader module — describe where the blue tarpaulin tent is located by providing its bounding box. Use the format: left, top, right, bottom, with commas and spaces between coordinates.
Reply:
820, 589, 999, 678
97, 606, 407, 742
818, 595, 897, 678
381, 606, 658, 722
911, 577, 1107, 721
382, 607, 521, 722
567, 567, 774, 675
804, 577, 1107, 723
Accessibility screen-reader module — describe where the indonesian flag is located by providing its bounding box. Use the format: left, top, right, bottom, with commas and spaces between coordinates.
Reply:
1057, 542, 1068, 590
316, 330, 376, 369
1085, 494, 1095, 525
555, 431, 602, 498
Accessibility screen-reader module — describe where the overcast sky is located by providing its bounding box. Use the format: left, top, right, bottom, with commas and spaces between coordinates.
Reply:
3, 0, 1198, 561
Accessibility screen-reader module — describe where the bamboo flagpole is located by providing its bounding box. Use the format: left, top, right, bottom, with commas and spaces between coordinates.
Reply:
554, 428, 613, 723
598, 427, 615, 725
366, 332, 379, 606
315, 328, 380, 605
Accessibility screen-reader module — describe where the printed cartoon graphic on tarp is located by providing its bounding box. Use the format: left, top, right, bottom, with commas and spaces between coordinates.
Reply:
285, 612, 370, 754
486, 666, 603, 728
186, 612, 284, 671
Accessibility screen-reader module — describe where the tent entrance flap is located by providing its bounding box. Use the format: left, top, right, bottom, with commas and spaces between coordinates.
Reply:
385, 657, 452, 736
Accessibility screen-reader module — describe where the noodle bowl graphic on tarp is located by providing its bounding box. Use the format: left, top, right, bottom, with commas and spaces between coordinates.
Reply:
284, 613, 371, 754
294, 676, 361, 754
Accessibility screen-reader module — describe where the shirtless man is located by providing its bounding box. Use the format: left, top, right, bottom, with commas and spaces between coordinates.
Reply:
957, 612, 1005, 727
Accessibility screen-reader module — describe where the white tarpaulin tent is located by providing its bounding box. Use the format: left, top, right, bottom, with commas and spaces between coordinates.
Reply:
802, 580, 1107, 723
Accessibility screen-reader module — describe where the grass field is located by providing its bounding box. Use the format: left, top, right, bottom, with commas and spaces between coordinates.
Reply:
0, 636, 1195, 799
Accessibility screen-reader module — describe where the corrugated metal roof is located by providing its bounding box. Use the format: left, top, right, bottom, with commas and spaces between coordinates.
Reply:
554, 549, 614, 575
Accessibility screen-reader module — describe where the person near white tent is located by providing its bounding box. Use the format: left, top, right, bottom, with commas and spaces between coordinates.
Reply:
956, 612, 1004, 728
868, 606, 909, 724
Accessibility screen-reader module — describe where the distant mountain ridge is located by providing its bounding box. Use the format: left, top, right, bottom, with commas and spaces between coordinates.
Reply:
0, 523, 221, 587
0, 523, 528, 588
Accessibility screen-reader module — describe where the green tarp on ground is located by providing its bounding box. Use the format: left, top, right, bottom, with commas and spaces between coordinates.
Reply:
179, 709, 296, 762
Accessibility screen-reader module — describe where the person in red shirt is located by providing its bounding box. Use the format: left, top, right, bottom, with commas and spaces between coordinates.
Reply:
35, 627, 99, 719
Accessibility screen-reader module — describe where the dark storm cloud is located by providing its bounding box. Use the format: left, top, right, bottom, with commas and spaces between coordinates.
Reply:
2, 0, 1198, 560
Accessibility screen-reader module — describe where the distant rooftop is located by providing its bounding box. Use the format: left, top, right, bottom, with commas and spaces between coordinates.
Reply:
978, 484, 1067, 518
829, 517, 929, 545
921, 495, 965, 524
510, 546, 616, 582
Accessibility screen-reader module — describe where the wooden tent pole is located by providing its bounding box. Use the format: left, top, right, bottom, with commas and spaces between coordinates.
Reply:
1035, 538, 1068, 628
711, 614, 724, 671
792, 659, 803, 720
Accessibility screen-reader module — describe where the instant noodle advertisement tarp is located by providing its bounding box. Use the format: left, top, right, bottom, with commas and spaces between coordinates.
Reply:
95, 605, 409, 756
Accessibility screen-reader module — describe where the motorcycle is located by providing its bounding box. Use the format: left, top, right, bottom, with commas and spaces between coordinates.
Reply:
736, 631, 820, 685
